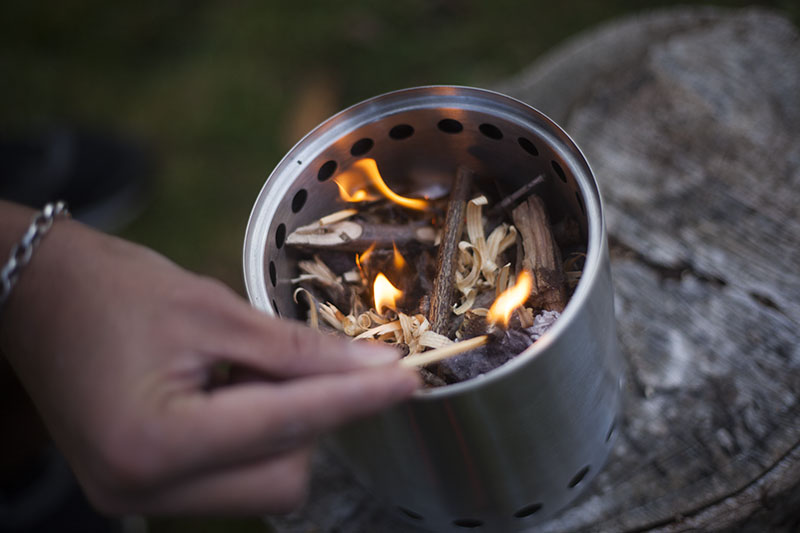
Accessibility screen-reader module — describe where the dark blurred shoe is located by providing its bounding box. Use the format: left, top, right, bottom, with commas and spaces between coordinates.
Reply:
0, 125, 153, 233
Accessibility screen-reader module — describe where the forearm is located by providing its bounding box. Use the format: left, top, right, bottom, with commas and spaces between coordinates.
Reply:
0, 199, 97, 380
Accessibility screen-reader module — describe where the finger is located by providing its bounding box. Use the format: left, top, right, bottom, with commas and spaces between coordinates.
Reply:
167, 365, 420, 474
118, 447, 313, 515
209, 299, 402, 378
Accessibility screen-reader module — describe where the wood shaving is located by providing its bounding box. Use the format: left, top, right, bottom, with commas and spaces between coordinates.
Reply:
367, 310, 389, 325
419, 330, 454, 349
453, 289, 477, 315
356, 313, 372, 329
292, 255, 340, 285
343, 269, 362, 284
496, 263, 511, 297
342, 314, 365, 336
355, 321, 401, 340
293, 288, 319, 330
348, 311, 454, 355
319, 208, 358, 226
453, 196, 517, 314
319, 302, 346, 331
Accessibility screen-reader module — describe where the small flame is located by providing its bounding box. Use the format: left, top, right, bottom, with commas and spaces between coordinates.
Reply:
334, 179, 371, 203
392, 242, 407, 270
373, 273, 403, 315
357, 242, 376, 271
487, 271, 533, 327
335, 158, 429, 210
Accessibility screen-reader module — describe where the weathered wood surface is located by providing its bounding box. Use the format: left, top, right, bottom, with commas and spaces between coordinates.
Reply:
270, 8, 800, 532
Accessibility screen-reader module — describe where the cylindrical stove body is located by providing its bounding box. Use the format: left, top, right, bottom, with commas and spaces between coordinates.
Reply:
244, 86, 622, 531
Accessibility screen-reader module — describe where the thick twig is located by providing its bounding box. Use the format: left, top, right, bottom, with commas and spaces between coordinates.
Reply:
286, 220, 436, 251
512, 195, 568, 312
428, 166, 473, 334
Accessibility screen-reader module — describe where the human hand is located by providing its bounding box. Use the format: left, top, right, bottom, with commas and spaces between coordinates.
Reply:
0, 203, 419, 515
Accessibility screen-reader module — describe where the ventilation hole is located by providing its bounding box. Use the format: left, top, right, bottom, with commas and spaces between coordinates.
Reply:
397, 507, 423, 521
453, 518, 483, 528
437, 118, 463, 134
552, 160, 567, 183
275, 223, 286, 249
268, 261, 277, 287
317, 160, 337, 182
568, 466, 590, 488
350, 137, 374, 156
479, 123, 503, 140
518, 137, 539, 156
272, 299, 280, 318
575, 191, 586, 216
291, 189, 307, 213
513, 503, 543, 518
606, 421, 616, 443
389, 124, 415, 140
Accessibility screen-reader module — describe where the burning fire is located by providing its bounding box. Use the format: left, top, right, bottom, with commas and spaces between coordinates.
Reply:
373, 273, 403, 314
392, 242, 407, 270
334, 180, 371, 202
334, 158, 429, 210
487, 271, 533, 327
356, 242, 376, 273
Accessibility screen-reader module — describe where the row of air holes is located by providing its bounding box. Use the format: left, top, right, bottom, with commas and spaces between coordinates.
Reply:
268, 118, 587, 317
397, 420, 617, 529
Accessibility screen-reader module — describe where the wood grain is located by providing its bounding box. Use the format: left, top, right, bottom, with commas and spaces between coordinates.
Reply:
428, 166, 473, 335
512, 196, 567, 312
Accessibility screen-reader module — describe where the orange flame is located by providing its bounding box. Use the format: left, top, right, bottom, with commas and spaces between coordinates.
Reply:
487, 271, 533, 327
335, 158, 429, 210
373, 273, 403, 315
392, 242, 407, 270
334, 178, 372, 203
356, 242, 376, 271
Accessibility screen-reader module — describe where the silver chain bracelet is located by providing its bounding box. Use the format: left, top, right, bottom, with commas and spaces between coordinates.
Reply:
0, 201, 71, 310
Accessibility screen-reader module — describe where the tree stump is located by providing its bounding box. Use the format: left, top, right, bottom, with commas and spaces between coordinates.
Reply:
270, 8, 800, 532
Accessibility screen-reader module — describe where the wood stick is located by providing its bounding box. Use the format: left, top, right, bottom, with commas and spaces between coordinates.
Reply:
512, 195, 568, 312
399, 335, 489, 368
286, 220, 436, 251
319, 208, 358, 226
488, 174, 545, 216
428, 166, 473, 334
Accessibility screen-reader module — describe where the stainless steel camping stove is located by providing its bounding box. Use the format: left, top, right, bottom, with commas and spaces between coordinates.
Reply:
243, 86, 622, 532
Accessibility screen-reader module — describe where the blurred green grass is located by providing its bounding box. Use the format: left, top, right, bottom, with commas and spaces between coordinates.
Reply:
1, 1, 796, 531
1, 0, 796, 292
